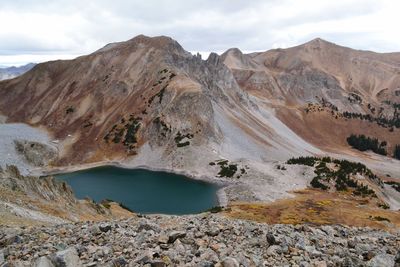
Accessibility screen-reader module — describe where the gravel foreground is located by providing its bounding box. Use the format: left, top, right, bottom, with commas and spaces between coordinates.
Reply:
0, 214, 399, 267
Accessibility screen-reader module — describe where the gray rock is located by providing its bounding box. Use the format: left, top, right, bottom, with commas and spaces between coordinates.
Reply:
299, 261, 310, 267
0, 234, 23, 247
347, 239, 356, 248
266, 245, 282, 256
198, 261, 215, 267
9, 260, 31, 267
395, 251, 400, 265
206, 227, 220, 237
135, 253, 152, 264
321, 225, 335, 237
220, 257, 239, 267
89, 225, 101, 236
168, 231, 186, 243
150, 261, 166, 267
33, 256, 55, 267
99, 223, 112, 233
51, 247, 82, 267
341, 256, 364, 267
266, 232, 276, 246
0, 249, 4, 266
112, 257, 128, 266
157, 234, 169, 244
368, 253, 395, 267
138, 221, 160, 232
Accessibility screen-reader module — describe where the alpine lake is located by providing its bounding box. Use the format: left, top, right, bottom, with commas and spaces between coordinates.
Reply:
57, 166, 219, 215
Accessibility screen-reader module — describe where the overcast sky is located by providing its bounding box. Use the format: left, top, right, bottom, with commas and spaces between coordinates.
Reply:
1, 0, 399, 66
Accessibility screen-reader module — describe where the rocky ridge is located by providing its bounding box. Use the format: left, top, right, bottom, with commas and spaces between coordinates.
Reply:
1, 214, 399, 267
0, 165, 132, 226
0, 35, 399, 207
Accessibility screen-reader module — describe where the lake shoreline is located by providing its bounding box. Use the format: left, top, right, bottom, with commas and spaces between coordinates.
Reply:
36, 161, 230, 207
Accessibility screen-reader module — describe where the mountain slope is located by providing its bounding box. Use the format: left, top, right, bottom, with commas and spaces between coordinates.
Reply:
222, 38, 400, 157
0, 35, 319, 166
0, 63, 36, 81
0, 35, 399, 207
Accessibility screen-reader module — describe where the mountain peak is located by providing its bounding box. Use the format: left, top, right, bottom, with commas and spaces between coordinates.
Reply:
127, 34, 180, 47
223, 48, 244, 56
303, 37, 335, 47
309, 37, 327, 43
96, 34, 186, 55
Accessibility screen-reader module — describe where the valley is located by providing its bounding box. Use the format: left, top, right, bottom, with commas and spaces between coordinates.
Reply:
0, 35, 399, 266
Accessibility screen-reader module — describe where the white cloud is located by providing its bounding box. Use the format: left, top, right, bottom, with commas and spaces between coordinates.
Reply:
0, 0, 399, 66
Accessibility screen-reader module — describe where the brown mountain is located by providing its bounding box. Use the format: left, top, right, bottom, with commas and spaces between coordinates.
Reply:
222, 38, 400, 154
0, 35, 399, 208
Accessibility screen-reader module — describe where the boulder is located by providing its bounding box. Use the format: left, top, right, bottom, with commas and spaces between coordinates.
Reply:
368, 253, 395, 267
266, 245, 282, 256
99, 223, 112, 233
112, 256, 128, 266
168, 231, 186, 243
51, 247, 82, 267
219, 257, 240, 267
157, 234, 169, 244
33, 256, 55, 267
206, 227, 220, 237
266, 232, 276, 246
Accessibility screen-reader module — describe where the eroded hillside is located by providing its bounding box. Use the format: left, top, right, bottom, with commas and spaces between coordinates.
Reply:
0, 35, 399, 210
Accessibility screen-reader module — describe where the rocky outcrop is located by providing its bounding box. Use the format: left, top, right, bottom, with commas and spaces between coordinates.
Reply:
0, 123, 58, 175
1, 214, 399, 266
0, 165, 75, 204
14, 140, 58, 167
0, 165, 132, 225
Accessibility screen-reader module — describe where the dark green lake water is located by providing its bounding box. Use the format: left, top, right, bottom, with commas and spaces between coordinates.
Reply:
56, 166, 219, 215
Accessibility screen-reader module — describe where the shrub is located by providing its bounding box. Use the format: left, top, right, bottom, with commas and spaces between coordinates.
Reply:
177, 141, 190, 147
378, 203, 390, 209
123, 119, 141, 146
66, 107, 74, 114
218, 164, 238, 178
175, 131, 194, 147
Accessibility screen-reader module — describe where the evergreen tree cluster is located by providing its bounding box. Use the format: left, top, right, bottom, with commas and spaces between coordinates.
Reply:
342, 111, 400, 129
287, 156, 378, 197
346, 134, 387, 156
